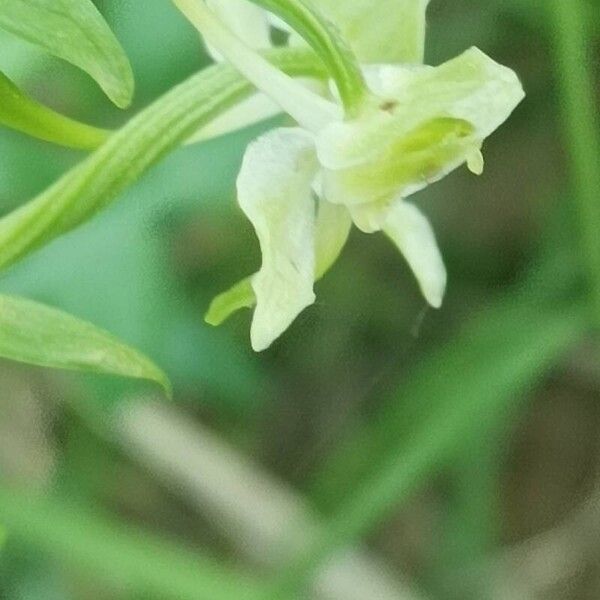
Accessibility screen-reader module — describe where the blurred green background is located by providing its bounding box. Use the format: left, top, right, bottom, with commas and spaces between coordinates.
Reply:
0, 1, 599, 599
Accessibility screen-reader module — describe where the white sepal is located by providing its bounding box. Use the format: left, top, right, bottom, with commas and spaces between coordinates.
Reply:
237, 127, 319, 351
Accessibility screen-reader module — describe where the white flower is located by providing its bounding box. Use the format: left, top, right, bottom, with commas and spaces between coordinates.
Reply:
174, 0, 525, 351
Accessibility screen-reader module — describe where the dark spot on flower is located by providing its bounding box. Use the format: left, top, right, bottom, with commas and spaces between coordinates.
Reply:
380, 100, 398, 113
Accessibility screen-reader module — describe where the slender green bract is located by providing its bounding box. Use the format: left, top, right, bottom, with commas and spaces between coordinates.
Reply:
0, 294, 170, 395
0, 0, 134, 107
0, 49, 327, 272
248, 0, 369, 114
0, 70, 109, 149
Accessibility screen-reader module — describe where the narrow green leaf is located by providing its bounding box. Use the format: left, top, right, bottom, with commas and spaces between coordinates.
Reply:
310, 262, 583, 509
550, 0, 600, 323
0, 0, 134, 107
0, 488, 260, 600
0, 70, 109, 149
0, 48, 327, 272
270, 278, 587, 598
0, 294, 170, 396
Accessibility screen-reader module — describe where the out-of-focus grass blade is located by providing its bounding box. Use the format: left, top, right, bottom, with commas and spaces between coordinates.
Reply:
0, 294, 171, 396
0, 0, 134, 107
272, 282, 587, 597
310, 255, 583, 508
0, 70, 109, 149
0, 488, 259, 600
0, 48, 325, 273
550, 0, 600, 323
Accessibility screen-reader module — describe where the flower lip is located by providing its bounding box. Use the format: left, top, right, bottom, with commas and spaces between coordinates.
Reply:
316, 47, 525, 176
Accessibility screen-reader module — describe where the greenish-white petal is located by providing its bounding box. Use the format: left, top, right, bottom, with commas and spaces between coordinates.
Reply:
318, 48, 524, 171
237, 127, 318, 351
383, 201, 446, 308
205, 0, 271, 60
321, 116, 477, 207
317, 47, 524, 207
315, 200, 352, 278
204, 193, 350, 328
316, 0, 430, 64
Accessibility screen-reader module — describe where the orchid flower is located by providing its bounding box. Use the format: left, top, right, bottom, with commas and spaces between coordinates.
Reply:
174, 0, 525, 352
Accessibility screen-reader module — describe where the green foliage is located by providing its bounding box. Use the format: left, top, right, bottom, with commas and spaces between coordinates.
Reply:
0, 47, 324, 388
0, 488, 258, 600
271, 269, 586, 597
0, 0, 134, 107
550, 0, 600, 322
0, 48, 325, 273
0, 294, 170, 395
0, 1, 598, 599
0, 70, 109, 149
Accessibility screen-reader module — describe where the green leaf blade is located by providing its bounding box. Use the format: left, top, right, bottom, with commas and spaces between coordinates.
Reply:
0, 488, 259, 600
0, 294, 171, 396
0, 70, 110, 149
0, 0, 134, 107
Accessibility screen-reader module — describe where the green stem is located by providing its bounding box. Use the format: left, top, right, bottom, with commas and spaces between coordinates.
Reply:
0, 71, 109, 150
249, 0, 369, 115
551, 0, 600, 323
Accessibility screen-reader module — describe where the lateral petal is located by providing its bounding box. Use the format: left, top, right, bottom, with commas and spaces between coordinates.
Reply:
237, 128, 319, 351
